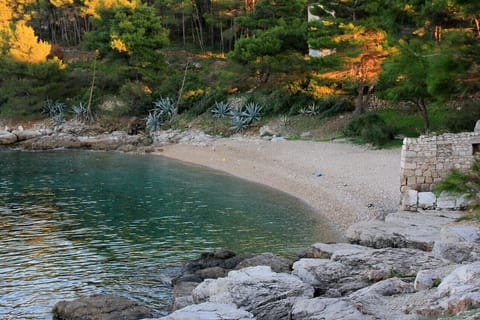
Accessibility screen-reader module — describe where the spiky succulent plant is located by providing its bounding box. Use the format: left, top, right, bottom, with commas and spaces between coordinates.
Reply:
153, 97, 176, 120
211, 101, 231, 118
242, 102, 262, 124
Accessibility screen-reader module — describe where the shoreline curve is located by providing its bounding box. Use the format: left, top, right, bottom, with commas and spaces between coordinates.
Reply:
155, 137, 402, 232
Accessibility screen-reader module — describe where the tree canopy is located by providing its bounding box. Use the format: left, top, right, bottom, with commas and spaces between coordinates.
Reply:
0, 0, 477, 130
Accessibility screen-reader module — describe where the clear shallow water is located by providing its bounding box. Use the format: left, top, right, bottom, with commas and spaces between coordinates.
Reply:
0, 150, 340, 319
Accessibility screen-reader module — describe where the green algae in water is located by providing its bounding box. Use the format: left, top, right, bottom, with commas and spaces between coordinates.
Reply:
0, 150, 340, 318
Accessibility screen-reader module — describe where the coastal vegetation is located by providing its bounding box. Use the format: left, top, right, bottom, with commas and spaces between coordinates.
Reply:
435, 160, 480, 221
0, 0, 478, 145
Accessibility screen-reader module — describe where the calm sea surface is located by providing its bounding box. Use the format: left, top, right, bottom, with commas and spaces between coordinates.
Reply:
0, 149, 340, 319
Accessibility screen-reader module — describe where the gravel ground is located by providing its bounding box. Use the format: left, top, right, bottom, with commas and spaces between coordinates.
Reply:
156, 137, 402, 232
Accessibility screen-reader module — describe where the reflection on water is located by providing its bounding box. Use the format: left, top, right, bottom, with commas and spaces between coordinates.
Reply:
0, 150, 340, 319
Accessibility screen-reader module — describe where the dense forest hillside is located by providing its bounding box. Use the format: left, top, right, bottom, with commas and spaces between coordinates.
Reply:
0, 0, 478, 142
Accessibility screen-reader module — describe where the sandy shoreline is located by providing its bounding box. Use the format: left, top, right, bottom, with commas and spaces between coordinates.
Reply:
155, 137, 402, 232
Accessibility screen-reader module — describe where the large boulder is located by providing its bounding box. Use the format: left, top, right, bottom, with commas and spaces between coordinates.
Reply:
0, 131, 17, 145
292, 259, 365, 295
432, 225, 480, 263
159, 302, 254, 320
293, 245, 445, 295
415, 262, 480, 317
346, 211, 460, 251
291, 278, 418, 320
52, 294, 153, 320
171, 250, 291, 312
347, 278, 418, 320
174, 249, 249, 284
192, 266, 314, 320
291, 297, 371, 320
12, 129, 43, 141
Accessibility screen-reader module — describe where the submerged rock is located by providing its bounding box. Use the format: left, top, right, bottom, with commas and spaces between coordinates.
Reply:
52, 294, 153, 320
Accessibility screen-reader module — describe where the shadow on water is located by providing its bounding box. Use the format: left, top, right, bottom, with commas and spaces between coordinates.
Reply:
0, 150, 341, 318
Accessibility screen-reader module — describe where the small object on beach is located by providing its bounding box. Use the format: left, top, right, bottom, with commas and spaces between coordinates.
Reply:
367, 203, 374, 208
316, 172, 323, 177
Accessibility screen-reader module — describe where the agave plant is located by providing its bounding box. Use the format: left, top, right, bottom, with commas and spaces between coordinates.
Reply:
230, 116, 248, 132
242, 102, 262, 124
44, 99, 65, 117
72, 102, 86, 116
44, 99, 66, 126
299, 104, 320, 117
279, 114, 289, 127
229, 106, 244, 119
153, 97, 176, 120
211, 101, 231, 118
146, 112, 162, 131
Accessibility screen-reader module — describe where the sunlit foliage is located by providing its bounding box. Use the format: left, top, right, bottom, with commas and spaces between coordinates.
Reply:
9, 21, 51, 63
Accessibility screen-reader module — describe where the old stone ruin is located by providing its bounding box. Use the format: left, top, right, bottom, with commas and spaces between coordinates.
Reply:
400, 128, 480, 211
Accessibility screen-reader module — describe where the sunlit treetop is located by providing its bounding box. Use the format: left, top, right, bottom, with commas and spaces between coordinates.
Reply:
82, 0, 138, 17
9, 20, 51, 63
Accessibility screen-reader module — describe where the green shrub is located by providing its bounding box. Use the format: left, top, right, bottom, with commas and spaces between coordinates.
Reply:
0, 58, 69, 118
316, 97, 354, 118
115, 81, 153, 116
434, 160, 480, 211
442, 101, 480, 133
345, 112, 397, 146
184, 91, 227, 117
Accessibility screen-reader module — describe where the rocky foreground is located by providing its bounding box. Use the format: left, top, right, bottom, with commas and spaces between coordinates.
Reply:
52, 210, 480, 320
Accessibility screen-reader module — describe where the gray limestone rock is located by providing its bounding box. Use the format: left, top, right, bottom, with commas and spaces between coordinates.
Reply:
291, 297, 371, 320
52, 294, 153, 320
259, 125, 280, 137
12, 129, 43, 141
414, 270, 438, 291
475, 120, 480, 132
418, 192, 436, 209
402, 190, 418, 211
292, 258, 364, 295
192, 266, 314, 320
346, 211, 460, 251
234, 252, 292, 273
415, 262, 480, 317
348, 278, 418, 320
0, 131, 17, 145
432, 225, 480, 263
160, 303, 255, 320
294, 246, 443, 296
300, 242, 369, 259
172, 281, 198, 311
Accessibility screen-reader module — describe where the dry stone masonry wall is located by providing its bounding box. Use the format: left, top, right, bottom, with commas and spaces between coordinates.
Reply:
400, 132, 480, 211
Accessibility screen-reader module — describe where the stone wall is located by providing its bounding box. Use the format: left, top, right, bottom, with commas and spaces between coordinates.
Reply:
400, 132, 480, 210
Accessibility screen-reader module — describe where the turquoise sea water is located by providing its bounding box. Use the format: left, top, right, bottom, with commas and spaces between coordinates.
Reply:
0, 150, 340, 319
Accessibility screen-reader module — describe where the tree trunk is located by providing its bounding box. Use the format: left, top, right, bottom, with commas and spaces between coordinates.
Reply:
191, 0, 204, 51
354, 79, 366, 115
475, 18, 480, 39
417, 97, 430, 134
